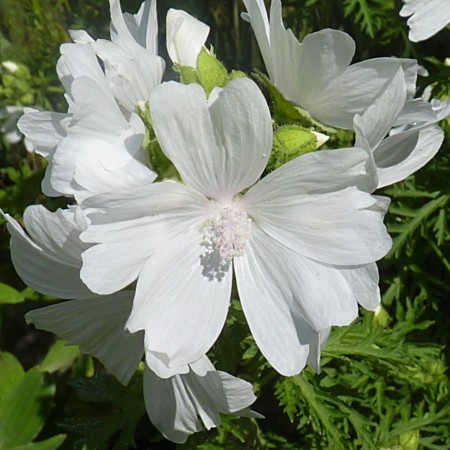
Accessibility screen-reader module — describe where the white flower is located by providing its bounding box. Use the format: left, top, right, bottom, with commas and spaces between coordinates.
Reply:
0, 106, 31, 147
400, 0, 450, 42
242, 0, 418, 129
19, 58, 155, 199
70, 0, 165, 112
166, 9, 210, 67
18, 0, 162, 199
79, 78, 391, 377
2, 205, 259, 443
2, 60, 19, 73
354, 68, 450, 188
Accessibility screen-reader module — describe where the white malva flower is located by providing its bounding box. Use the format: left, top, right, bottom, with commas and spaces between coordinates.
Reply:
79, 78, 392, 377
2, 205, 259, 444
2, 60, 19, 73
18, 0, 210, 200
354, 68, 450, 188
400, 0, 450, 42
19, 45, 155, 199
70, 0, 165, 112
166, 9, 210, 67
0, 106, 30, 146
242, 0, 418, 129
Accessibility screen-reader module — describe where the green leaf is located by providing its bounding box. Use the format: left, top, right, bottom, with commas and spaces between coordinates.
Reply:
11, 435, 66, 450
0, 282, 25, 304
39, 340, 79, 374
60, 373, 146, 450
0, 368, 55, 449
0, 352, 25, 401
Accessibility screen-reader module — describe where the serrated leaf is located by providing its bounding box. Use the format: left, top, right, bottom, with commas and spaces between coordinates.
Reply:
62, 374, 145, 450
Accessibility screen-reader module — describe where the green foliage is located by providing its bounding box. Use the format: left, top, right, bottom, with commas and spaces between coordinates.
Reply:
342, 0, 396, 40
59, 371, 146, 450
39, 341, 80, 374
0, 363, 61, 449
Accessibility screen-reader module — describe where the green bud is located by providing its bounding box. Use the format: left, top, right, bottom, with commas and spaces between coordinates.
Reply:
229, 70, 247, 81
196, 48, 228, 97
398, 430, 419, 450
373, 305, 391, 328
177, 64, 199, 85
266, 125, 320, 172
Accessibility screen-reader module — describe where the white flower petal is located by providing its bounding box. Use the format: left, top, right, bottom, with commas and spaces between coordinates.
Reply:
150, 79, 272, 201
3, 207, 92, 299
247, 182, 391, 266
400, 0, 450, 42
354, 68, 407, 151
121, 0, 158, 53
166, 9, 210, 67
56, 43, 106, 97
311, 58, 418, 129
244, 146, 376, 196
81, 181, 209, 294
241, 0, 273, 77
305, 328, 330, 373
244, 148, 391, 265
276, 28, 356, 109
431, 98, 450, 121
127, 226, 232, 370
92, 39, 164, 111
80, 216, 159, 295
50, 76, 132, 196
74, 146, 156, 203
23, 205, 89, 266
25, 292, 143, 385
17, 109, 68, 158
339, 263, 380, 311
375, 125, 444, 188
242, 0, 418, 129
69, 29, 95, 44
396, 99, 438, 126
143, 356, 257, 443
235, 226, 357, 375
17, 109, 69, 198
109, 0, 142, 50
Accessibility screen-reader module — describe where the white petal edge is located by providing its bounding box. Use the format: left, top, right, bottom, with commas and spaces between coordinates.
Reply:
25, 292, 144, 385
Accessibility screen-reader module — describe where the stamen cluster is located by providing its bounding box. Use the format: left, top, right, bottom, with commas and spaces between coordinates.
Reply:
204, 205, 252, 261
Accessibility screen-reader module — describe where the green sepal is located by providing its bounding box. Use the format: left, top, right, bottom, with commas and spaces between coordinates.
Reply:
373, 305, 391, 328
229, 70, 247, 81
138, 101, 180, 181
176, 64, 199, 85
253, 70, 335, 134
196, 47, 228, 97
266, 125, 318, 172
398, 430, 420, 450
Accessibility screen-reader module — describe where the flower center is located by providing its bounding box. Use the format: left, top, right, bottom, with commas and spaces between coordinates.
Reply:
203, 204, 252, 262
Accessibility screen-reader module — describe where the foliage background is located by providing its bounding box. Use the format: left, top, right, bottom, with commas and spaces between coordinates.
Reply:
0, 1, 449, 449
